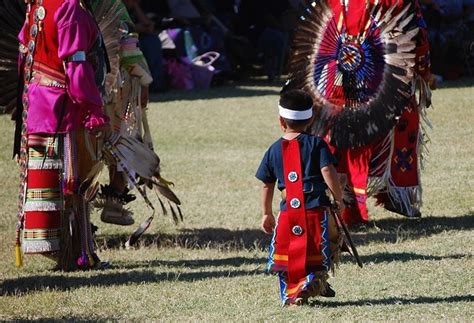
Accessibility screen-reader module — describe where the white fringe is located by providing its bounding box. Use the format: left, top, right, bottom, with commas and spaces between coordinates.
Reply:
24, 201, 62, 212
23, 239, 60, 254
417, 78, 432, 171
386, 182, 422, 217
28, 159, 63, 170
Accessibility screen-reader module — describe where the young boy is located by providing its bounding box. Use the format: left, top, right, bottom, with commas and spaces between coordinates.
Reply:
256, 89, 344, 306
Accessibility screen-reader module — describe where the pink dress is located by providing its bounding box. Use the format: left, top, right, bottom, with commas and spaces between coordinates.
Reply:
18, 0, 108, 134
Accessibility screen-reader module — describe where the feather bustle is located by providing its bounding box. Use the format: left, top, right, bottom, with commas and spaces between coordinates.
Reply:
284, 0, 418, 148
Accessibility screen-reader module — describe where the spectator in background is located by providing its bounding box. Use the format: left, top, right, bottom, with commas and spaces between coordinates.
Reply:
421, 0, 473, 79
167, 0, 209, 20
158, 0, 236, 77
123, 0, 166, 92
129, 0, 209, 89
204, 0, 234, 25
236, 0, 292, 82
138, 0, 186, 54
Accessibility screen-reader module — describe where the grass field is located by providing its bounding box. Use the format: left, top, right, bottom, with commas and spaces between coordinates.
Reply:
0, 79, 473, 321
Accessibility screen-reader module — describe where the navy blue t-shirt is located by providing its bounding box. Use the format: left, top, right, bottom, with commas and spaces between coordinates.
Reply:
255, 133, 337, 211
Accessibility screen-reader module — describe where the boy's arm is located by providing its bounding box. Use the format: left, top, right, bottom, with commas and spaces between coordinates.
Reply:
321, 164, 344, 213
261, 182, 276, 234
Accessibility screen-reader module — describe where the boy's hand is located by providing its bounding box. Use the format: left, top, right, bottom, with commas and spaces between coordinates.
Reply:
261, 214, 276, 235
334, 200, 345, 217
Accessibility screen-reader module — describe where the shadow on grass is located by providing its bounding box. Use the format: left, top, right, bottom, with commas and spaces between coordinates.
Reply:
18, 319, 120, 322
96, 214, 473, 251
149, 83, 281, 103
110, 252, 468, 271
97, 228, 271, 251
349, 213, 474, 246
112, 256, 267, 270
311, 294, 473, 307
109, 251, 467, 271
0, 268, 264, 296
342, 252, 469, 265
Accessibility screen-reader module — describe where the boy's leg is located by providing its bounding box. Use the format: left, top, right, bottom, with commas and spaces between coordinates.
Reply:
305, 208, 341, 298
277, 272, 310, 306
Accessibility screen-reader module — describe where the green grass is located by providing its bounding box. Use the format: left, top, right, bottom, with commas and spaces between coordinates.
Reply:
0, 80, 473, 321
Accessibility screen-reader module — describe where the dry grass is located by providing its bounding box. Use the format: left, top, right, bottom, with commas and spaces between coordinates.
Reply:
0, 80, 473, 321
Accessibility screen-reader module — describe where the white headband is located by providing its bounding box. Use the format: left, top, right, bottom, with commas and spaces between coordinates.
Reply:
278, 104, 313, 120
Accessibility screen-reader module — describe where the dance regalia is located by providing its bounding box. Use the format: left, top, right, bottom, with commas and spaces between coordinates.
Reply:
89, 0, 182, 236
14, 0, 109, 270
91, 0, 154, 147
256, 134, 341, 305
284, 0, 431, 225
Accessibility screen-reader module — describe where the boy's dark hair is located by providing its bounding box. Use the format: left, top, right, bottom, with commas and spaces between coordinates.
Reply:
279, 89, 314, 129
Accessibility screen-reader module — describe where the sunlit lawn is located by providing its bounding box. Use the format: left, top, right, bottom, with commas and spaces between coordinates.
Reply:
0, 79, 472, 320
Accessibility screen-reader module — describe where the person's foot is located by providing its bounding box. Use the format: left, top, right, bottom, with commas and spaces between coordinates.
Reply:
410, 208, 422, 218
306, 281, 336, 298
100, 202, 134, 226
95, 185, 135, 226
291, 297, 307, 306
287, 292, 309, 306
320, 283, 336, 298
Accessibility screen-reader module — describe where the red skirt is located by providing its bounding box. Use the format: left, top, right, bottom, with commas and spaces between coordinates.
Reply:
267, 207, 335, 303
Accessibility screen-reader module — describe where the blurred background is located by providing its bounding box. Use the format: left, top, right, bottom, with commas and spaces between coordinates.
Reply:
121, 0, 474, 92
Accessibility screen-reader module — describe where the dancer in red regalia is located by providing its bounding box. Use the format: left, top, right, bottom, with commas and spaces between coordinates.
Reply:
284, 0, 434, 226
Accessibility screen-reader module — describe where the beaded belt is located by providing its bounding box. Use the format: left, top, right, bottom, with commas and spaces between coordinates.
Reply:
31, 62, 66, 88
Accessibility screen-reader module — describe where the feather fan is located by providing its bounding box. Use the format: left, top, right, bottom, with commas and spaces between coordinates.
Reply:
104, 132, 182, 210
284, 0, 419, 148
105, 133, 160, 180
